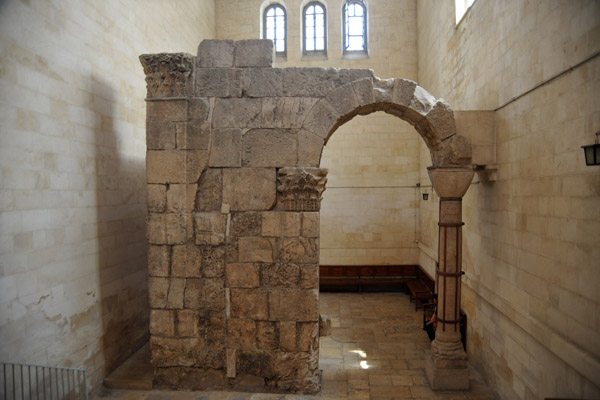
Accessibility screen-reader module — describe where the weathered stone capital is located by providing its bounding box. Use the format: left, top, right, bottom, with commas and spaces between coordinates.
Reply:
427, 166, 474, 199
140, 53, 194, 98
277, 167, 328, 211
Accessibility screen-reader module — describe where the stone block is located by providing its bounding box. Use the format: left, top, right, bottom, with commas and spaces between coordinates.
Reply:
147, 121, 177, 150
150, 337, 206, 367
282, 67, 338, 97
426, 100, 457, 141
176, 309, 204, 337
236, 351, 273, 378
197, 39, 235, 67
166, 213, 193, 244
227, 349, 237, 378
242, 128, 297, 167
425, 357, 470, 390
239, 237, 274, 263
339, 68, 374, 84
147, 100, 187, 122
326, 83, 359, 116
299, 264, 319, 289
262, 97, 318, 129
269, 289, 319, 321
319, 314, 331, 336
171, 245, 202, 277
147, 150, 207, 184
302, 100, 341, 139
301, 213, 319, 237
167, 184, 197, 213
234, 40, 273, 67
226, 239, 239, 263
195, 168, 222, 211
281, 213, 301, 236
148, 277, 169, 308
351, 78, 374, 107
213, 98, 262, 128
150, 309, 175, 336
200, 246, 225, 278
187, 97, 210, 120
209, 128, 242, 167
256, 321, 279, 351
149, 245, 170, 277
180, 120, 210, 150
226, 263, 260, 288
297, 129, 324, 167
278, 238, 319, 264
195, 68, 242, 97
166, 278, 185, 308
373, 78, 395, 103
242, 68, 282, 97
184, 278, 225, 311
297, 322, 319, 352
280, 321, 296, 351
392, 78, 417, 107
194, 212, 227, 245
147, 184, 167, 213
409, 85, 437, 116
222, 168, 276, 211
227, 318, 257, 350
454, 110, 496, 166
230, 212, 261, 237
261, 263, 300, 287
261, 212, 281, 237
230, 289, 268, 320
147, 213, 166, 244
432, 135, 473, 166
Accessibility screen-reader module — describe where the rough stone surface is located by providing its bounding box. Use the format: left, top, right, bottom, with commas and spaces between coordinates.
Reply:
194, 212, 227, 245
242, 129, 297, 167
167, 184, 197, 213
171, 244, 202, 277
148, 245, 170, 277
242, 68, 282, 97
230, 289, 268, 320
213, 98, 262, 129
234, 40, 273, 67
226, 263, 260, 288
147, 100, 187, 122
230, 212, 261, 237
261, 263, 300, 288
195, 68, 242, 97
184, 278, 225, 311
319, 314, 331, 337
282, 68, 339, 97
222, 168, 276, 211
278, 238, 319, 264
195, 169, 222, 211
147, 184, 167, 213
239, 237, 274, 263
197, 40, 235, 68
269, 289, 319, 322
209, 128, 242, 167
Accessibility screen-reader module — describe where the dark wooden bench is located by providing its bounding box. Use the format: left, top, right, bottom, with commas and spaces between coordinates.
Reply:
319, 265, 418, 292
406, 267, 435, 311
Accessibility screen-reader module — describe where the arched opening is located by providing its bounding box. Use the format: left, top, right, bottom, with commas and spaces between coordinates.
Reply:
319, 111, 423, 267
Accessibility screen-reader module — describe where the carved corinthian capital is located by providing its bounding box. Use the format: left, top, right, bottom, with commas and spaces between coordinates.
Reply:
277, 167, 328, 211
139, 53, 194, 98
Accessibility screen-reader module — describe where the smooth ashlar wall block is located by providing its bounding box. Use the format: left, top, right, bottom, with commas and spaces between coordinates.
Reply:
140, 39, 471, 394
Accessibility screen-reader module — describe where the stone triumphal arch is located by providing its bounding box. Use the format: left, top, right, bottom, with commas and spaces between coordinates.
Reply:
140, 39, 475, 393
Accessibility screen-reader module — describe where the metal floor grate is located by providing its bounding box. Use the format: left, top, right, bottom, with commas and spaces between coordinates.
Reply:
1, 363, 87, 400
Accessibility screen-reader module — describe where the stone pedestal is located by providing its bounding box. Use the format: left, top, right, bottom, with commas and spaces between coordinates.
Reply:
426, 166, 474, 391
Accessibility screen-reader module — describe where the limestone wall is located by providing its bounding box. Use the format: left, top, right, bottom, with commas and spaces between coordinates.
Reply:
216, 0, 421, 266
0, 0, 215, 395
417, 1, 600, 398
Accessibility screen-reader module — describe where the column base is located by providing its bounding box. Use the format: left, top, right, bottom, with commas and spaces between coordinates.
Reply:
426, 339, 469, 390
426, 357, 470, 390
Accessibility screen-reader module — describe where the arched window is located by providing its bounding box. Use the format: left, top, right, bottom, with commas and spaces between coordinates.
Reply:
343, 0, 367, 54
264, 4, 287, 55
303, 2, 326, 54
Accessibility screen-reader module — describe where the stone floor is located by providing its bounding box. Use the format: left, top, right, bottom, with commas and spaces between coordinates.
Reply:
97, 292, 496, 400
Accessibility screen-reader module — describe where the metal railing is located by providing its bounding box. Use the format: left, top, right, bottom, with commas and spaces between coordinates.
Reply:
0, 363, 87, 400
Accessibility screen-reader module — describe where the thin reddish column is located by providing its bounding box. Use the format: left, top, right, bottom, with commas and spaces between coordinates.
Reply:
426, 166, 474, 391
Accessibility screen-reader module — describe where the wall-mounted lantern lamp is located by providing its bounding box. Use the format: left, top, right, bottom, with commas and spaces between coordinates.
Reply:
422, 192, 429, 201
582, 132, 600, 166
